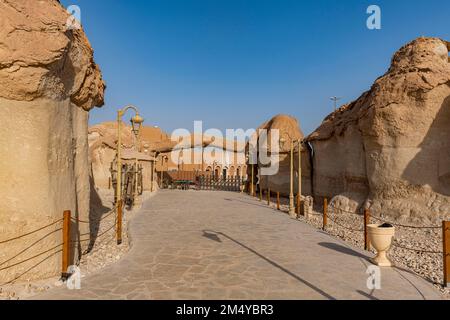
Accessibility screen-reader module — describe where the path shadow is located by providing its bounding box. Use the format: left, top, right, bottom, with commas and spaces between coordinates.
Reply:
318, 242, 368, 259
202, 231, 222, 243
356, 290, 379, 300
202, 230, 336, 300
86, 175, 112, 253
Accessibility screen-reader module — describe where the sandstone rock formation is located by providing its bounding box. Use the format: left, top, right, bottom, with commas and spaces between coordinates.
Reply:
306, 37, 450, 222
89, 122, 167, 191
252, 114, 312, 196
0, 0, 105, 282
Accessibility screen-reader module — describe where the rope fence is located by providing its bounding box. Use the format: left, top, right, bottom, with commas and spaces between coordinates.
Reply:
248, 189, 450, 288
0, 204, 122, 287
0, 218, 63, 245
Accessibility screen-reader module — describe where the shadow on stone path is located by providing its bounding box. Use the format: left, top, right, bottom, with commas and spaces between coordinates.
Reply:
32, 190, 442, 300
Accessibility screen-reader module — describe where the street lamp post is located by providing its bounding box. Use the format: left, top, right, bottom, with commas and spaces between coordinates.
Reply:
131, 118, 142, 201
159, 155, 168, 188
289, 139, 296, 217
116, 105, 144, 244
281, 137, 295, 217
330, 96, 342, 111
297, 139, 302, 215
246, 154, 254, 196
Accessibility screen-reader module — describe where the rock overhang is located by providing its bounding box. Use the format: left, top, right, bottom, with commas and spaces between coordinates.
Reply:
0, 0, 105, 111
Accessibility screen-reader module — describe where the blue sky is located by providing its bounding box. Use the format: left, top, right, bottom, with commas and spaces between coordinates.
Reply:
61, 0, 450, 135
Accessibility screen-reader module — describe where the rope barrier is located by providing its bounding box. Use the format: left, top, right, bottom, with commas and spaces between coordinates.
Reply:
327, 216, 364, 233
391, 242, 443, 255
0, 228, 62, 268
0, 244, 63, 271
327, 206, 364, 232
0, 219, 63, 245
328, 203, 441, 230
324, 202, 445, 258
328, 205, 362, 217
370, 215, 441, 230
0, 206, 121, 287
75, 222, 116, 244
70, 208, 116, 225
0, 250, 62, 287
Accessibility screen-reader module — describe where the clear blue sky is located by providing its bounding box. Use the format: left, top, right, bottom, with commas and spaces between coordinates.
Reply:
61, 0, 450, 135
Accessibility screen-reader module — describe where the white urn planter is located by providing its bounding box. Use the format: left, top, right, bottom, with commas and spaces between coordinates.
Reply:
367, 224, 396, 267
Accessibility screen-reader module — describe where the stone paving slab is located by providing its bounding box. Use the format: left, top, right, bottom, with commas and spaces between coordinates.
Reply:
32, 190, 443, 300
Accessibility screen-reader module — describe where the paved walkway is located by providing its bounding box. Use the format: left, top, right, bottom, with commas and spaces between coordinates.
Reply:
34, 191, 442, 300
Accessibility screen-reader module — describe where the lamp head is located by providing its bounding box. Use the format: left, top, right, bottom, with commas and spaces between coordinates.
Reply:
131, 114, 144, 136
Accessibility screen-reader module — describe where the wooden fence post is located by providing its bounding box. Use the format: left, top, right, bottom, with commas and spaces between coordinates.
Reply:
267, 189, 271, 206
62, 210, 71, 278
277, 192, 280, 211
364, 209, 370, 251
117, 200, 123, 245
443, 221, 450, 288
323, 198, 328, 231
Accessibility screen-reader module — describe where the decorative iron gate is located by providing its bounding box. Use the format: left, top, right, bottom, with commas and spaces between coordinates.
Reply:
110, 160, 143, 207
197, 176, 243, 192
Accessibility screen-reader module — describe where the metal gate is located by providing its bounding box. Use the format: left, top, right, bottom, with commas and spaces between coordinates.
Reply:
197, 176, 243, 192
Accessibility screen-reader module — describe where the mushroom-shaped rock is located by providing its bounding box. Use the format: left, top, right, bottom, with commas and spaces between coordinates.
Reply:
0, 0, 105, 282
248, 114, 312, 196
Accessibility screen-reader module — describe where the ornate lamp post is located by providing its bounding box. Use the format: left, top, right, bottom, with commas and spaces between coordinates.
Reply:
280, 137, 295, 217
116, 105, 144, 207
115, 105, 143, 245
246, 154, 255, 196
160, 155, 168, 188
297, 139, 302, 212
131, 116, 143, 202
289, 138, 296, 217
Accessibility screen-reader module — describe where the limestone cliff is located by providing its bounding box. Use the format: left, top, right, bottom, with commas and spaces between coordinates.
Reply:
0, 0, 105, 282
306, 37, 450, 222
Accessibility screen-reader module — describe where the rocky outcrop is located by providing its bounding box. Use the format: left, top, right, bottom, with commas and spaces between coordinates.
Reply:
0, 0, 105, 282
0, 0, 105, 110
252, 114, 312, 196
89, 122, 167, 191
306, 37, 450, 222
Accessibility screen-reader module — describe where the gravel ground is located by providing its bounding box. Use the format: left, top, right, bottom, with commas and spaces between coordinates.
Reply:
0, 190, 154, 300
260, 193, 449, 299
